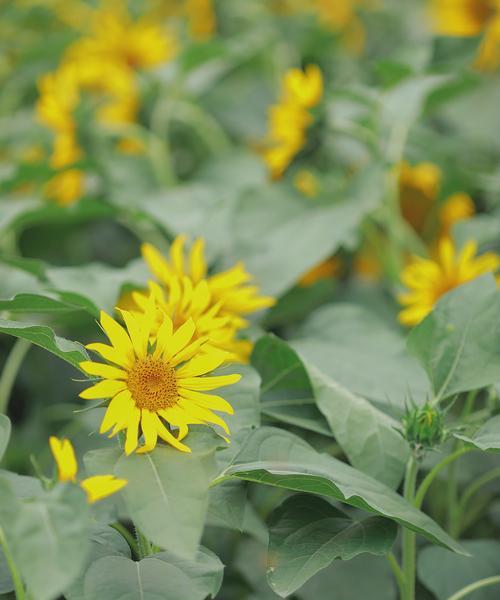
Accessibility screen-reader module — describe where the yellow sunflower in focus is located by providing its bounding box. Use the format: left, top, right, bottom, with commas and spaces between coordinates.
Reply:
430, 0, 500, 70
80, 307, 240, 455
49, 436, 127, 503
398, 238, 500, 326
141, 235, 275, 328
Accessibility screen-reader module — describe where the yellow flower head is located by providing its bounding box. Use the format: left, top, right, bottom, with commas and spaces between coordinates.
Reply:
399, 161, 442, 235
186, 0, 216, 40
398, 238, 500, 326
44, 169, 84, 207
283, 64, 324, 109
80, 305, 241, 455
439, 192, 475, 237
49, 436, 127, 503
71, 1, 176, 71
430, 0, 495, 36
36, 68, 79, 133
141, 235, 275, 326
132, 279, 251, 364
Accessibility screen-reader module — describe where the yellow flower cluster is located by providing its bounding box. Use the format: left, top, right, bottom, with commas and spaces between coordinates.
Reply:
49, 436, 127, 503
431, 0, 500, 70
81, 235, 274, 454
262, 65, 323, 180
36, 0, 176, 206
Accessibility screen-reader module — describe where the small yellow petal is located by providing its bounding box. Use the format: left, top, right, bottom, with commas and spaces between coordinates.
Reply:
49, 436, 78, 482
80, 475, 127, 503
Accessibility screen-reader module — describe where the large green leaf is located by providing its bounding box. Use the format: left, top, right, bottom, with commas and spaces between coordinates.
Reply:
0, 479, 91, 600
84, 556, 195, 600
291, 304, 428, 409
267, 494, 397, 597
0, 318, 88, 370
251, 335, 332, 437
229, 163, 385, 297
65, 524, 131, 600
0, 416, 11, 463
418, 540, 500, 600
407, 276, 500, 402
115, 430, 220, 559
308, 365, 409, 489
154, 546, 224, 599
455, 415, 500, 452
223, 427, 464, 554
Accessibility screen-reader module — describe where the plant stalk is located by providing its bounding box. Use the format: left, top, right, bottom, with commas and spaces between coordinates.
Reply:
0, 339, 31, 415
402, 455, 419, 600
447, 576, 500, 600
0, 526, 25, 599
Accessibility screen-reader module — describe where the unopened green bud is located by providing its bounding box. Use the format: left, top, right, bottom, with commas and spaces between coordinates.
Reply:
403, 402, 444, 450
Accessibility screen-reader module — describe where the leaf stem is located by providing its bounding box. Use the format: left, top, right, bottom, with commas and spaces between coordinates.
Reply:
402, 455, 419, 600
386, 551, 406, 596
0, 525, 25, 600
135, 526, 153, 559
110, 522, 140, 559
447, 576, 500, 600
0, 339, 31, 415
414, 447, 472, 510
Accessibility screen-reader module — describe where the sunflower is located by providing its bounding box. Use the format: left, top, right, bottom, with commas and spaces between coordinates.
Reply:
49, 436, 127, 503
141, 235, 275, 328
80, 305, 240, 455
132, 279, 252, 363
398, 238, 500, 326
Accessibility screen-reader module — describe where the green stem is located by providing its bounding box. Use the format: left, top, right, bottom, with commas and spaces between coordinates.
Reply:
455, 467, 500, 534
414, 447, 472, 510
387, 552, 406, 597
110, 523, 139, 559
447, 576, 500, 600
0, 525, 25, 599
402, 455, 419, 600
135, 526, 153, 559
0, 339, 31, 414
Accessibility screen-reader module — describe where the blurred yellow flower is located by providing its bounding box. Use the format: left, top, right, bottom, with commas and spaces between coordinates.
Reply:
81, 307, 240, 454
398, 238, 500, 326
49, 436, 127, 503
439, 192, 475, 237
186, 0, 216, 40
44, 169, 85, 207
261, 65, 323, 179
298, 257, 341, 286
399, 161, 442, 235
430, 0, 500, 70
142, 235, 275, 327
293, 169, 320, 198
133, 279, 252, 363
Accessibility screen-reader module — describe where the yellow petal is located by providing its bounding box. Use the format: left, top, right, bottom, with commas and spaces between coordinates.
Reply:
99, 390, 133, 434
120, 310, 149, 359
155, 417, 192, 452
178, 400, 230, 435
178, 388, 234, 414
175, 350, 227, 378
125, 407, 141, 455
189, 238, 207, 282
163, 318, 195, 361
141, 243, 174, 283
79, 361, 127, 380
170, 234, 187, 276
136, 409, 158, 453
86, 342, 132, 370
178, 373, 241, 391
49, 436, 78, 482
99, 311, 134, 360
80, 475, 127, 503
79, 379, 127, 400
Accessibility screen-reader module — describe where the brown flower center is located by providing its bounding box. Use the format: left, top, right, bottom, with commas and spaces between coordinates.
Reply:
127, 357, 178, 411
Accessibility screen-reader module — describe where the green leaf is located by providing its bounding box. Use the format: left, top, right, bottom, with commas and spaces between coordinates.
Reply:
418, 540, 500, 600
407, 276, 500, 402
455, 415, 500, 452
207, 480, 247, 531
0, 416, 11, 463
0, 480, 91, 600
0, 318, 89, 370
267, 494, 398, 597
84, 555, 197, 600
230, 164, 385, 297
0, 292, 89, 314
65, 524, 131, 600
115, 430, 220, 559
308, 365, 409, 489
224, 427, 465, 555
251, 334, 332, 437
154, 546, 224, 599
291, 304, 428, 409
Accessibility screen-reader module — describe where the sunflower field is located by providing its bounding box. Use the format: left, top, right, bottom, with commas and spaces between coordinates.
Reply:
3, 1, 500, 599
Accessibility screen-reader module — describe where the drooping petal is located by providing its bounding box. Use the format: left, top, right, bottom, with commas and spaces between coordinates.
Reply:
124, 407, 141, 455
178, 373, 241, 391
136, 409, 158, 453
80, 475, 127, 503
49, 437, 78, 482
178, 388, 234, 414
